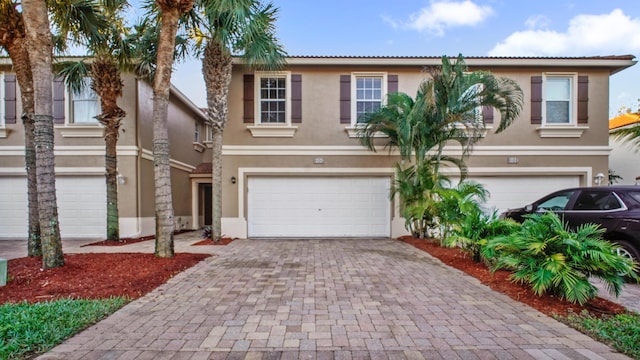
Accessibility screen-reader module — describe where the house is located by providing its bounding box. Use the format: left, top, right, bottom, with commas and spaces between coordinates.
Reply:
190, 55, 636, 239
1, 55, 636, 241
609, 112, 640, 185
0, 57, 208, 239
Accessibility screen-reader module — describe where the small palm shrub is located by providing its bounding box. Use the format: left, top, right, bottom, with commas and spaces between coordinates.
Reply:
482, 212, 638, 305
445, 208, 520, 262
433, 181, 488, 244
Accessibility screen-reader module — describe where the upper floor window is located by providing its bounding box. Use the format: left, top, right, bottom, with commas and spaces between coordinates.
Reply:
543, 74, 575, 125
70, 78, 100, 124
195, 122, 201, 143
258, 74, 288, 124
0, 72, 5, 128
352, 73, 386, 125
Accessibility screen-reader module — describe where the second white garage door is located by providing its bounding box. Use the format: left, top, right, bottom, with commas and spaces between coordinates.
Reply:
248, 177, 391, 238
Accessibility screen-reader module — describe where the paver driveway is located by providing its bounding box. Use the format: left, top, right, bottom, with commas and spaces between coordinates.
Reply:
40, 239, 629, 360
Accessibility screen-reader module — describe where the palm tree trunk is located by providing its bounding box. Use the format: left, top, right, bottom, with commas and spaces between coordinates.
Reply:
6, 35, 41, 256
92, 59, 126, 242
105, 123, 120, 241
22, 0, 64, 269
203, 41, 232, 243
152, 7, 181, 257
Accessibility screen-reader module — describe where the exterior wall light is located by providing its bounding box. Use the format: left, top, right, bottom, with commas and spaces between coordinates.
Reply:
230, 176, 237, 184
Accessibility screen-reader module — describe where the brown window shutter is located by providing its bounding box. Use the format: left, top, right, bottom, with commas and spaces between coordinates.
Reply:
577, 75, 589, 124
53, 77, 65, 124
291, 74, 302, 123
243, 74, 254, 124
4, 74, 16, 124
482, 106, 493, 124
340, 75, 351, 124
531, 76, 542, 125
387, 74, 398, 94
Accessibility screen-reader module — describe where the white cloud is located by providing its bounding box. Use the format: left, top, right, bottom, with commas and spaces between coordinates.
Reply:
524, 15, 551, 30
401, 0, 494, 36
489, 9, 640, 56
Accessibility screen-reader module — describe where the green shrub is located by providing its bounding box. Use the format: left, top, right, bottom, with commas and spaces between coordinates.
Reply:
446, 208, 520, 262
0, 297, 127, 359
482, 212, 638, 305
562, 311, 640, 358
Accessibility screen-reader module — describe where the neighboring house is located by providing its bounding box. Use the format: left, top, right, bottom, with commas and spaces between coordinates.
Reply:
190, 55, 636, 239
609, 112, 640, 185
0, 57, 208, 239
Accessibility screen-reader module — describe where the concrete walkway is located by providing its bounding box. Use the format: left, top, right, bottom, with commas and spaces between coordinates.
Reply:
34, 236, 632, 360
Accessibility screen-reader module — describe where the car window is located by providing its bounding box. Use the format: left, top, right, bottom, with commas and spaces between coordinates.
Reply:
537, 191, 575, 211
623, 190, 640, 206
572, 190, 621, 211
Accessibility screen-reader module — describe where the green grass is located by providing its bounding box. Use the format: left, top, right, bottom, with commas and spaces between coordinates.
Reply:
0, 297, 127, 359
560, 311, 640, 359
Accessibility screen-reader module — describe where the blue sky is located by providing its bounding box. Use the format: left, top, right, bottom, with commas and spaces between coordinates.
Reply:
171, 0, 640, 117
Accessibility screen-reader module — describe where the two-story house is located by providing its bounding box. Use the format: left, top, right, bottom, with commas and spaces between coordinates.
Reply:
189, 55, 636, 239
0, 58, 208, 239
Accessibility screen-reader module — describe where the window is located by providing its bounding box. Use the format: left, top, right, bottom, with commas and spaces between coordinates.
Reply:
573, 191, 622, 211
543, 74, 576, 125
195, 122, 201, 143
0, 72, 4, 128
70, 78, 100, 124
259, 76, 286, 124
355, 76, 383, 123
545, 76, 571, 124
537, 190, 575, 211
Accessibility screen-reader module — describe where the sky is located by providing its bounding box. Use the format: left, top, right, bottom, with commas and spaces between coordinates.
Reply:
169, 0, 640, 117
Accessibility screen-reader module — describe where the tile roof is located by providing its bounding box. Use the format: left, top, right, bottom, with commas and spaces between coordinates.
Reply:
610, 113, 640, 130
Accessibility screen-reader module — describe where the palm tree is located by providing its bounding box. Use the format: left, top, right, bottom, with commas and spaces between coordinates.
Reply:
197, 0, 285, 242
0, 0, 40, 256
150, 0, 194, 258
21, 0, 65, 269
18, 0, 108, 268
359, 54, 523, 239
56, 0, 134, 242
360, 54, 523, 175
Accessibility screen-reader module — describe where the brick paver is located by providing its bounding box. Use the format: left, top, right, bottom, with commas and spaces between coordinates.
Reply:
39, 238, 630, 359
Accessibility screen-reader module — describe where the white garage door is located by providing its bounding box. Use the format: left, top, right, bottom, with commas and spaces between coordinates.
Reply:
248, 177, 391, 237
0, 176, 106, 239
469, 176, 580, 214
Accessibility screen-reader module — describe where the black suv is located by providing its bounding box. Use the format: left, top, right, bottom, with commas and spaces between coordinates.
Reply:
501, 186, 640, 263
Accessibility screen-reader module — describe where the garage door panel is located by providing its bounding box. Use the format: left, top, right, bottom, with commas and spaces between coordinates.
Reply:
248, 177, 391, 238
0, 176, 106, 239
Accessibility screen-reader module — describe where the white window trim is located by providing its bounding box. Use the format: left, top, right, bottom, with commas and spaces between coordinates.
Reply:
537, 72, 587, 138
248, 71, 298, 138
350, 72, 387, 127
56, 80, 104, 138
0, 72, 6, 138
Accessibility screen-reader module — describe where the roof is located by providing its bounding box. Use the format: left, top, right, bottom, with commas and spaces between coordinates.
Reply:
232, 55, 637, 74
192, 162, 212, 174
609, 113, 640, 130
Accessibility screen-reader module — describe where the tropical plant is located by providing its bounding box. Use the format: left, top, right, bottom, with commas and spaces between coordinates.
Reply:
3, 0, 107, 266
145, 0, 195, 257
195, 0, 286, 242
357, 55, 523, 239
432, 180, 488, 243
482, 212, 638, 305
0, 0, 40, 256
55, 0, 135, 242
445, 207, 520, 262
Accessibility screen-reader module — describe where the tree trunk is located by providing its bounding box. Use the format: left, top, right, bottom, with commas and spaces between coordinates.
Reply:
152, 8, 181, 258
202, 41, 232, 242
92, 59, 125, 242
22, 0, 64, 268
5, 32, 41, 257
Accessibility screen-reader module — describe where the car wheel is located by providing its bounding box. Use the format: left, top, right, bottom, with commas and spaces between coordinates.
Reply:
613, 240, 640, 264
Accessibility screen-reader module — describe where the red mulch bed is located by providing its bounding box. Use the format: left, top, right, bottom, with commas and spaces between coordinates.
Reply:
0, 253, 210, 304
83, 235, 155, 247
192, 237, 236, 246
398, 236, 628, 318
